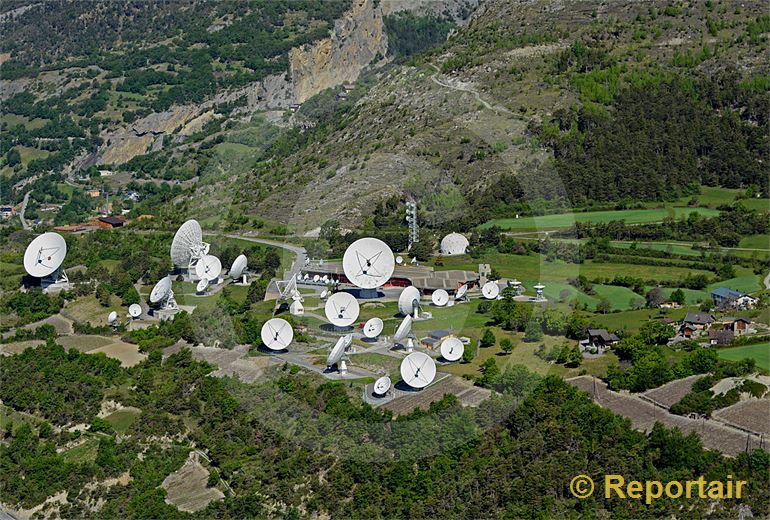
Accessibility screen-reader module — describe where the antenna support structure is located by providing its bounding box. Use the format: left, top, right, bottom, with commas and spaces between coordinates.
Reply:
405, 201, 418, 249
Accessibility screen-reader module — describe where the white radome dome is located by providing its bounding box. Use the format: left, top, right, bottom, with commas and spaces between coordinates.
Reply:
440, 233, 469, 256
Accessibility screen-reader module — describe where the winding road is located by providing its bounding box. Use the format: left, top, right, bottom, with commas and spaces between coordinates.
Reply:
19, 190, 31, 230
428, 63, 511, 115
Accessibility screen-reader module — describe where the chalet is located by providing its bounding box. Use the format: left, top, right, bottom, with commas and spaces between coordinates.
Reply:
717, 317, 753, 336
289, 103, 302, 113
0, 206, 14, 218
711, 287, 758, 309
586, 329, 619, 348
658, 301, 681, 309
682, 312, 714, 330
420, 330, 452, 349
680, 324, 698, 339
708, 329, 734, 346
86, 189, 101, 198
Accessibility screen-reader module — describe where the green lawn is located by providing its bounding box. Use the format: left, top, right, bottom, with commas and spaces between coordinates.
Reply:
738, 234, 770, 250
707, 271, 762, 295
60, 438, 99, 463
610, 241, 704, 257
738, 198, 770, 212
717, 343, 770, 371
104, 408, 140, 434
481, 207, 719, 231
592, 307, 691, 335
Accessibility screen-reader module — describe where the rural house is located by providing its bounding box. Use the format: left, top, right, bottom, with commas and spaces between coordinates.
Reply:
711, 287, 758, 310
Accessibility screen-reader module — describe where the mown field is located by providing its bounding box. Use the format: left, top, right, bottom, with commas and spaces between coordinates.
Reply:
717, 343, 770, 371
481, 207, 720, 231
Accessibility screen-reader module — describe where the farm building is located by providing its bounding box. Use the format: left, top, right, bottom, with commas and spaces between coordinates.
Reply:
585, 329, 619, 349
711, 287, 758, 309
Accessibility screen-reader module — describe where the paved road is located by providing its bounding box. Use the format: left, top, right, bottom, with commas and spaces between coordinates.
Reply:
764, 271, 770, 290
19, 190, 31, 230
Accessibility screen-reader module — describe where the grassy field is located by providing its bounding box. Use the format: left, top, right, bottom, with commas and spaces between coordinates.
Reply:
61, 438, 99, 463
591, 307, 691, 334
717, 343, 770, 371
738, 234, 770, 250
104, 408, 141, 434
482, 207, 720, 231
706, 270, 763, 295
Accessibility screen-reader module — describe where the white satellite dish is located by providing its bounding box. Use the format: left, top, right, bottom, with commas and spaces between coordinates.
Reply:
23, 232, 67, 278
396, 255, 404, 265
373, 376, 391, 395
290, 300, 304, 316
431, 289, 449, 307
196, 278, 209, 293
411, 257, 418, 265
393, 315, 413, 342
324, 292, 360, 327
398, 286, 421, 316
440, 337, 464, 362
107, 311, 118, 325
455, 284, 468, 300
170, 219, 209, 268
481, 281, 500, 300
320, 289, 329, 299
327, 334, 352, 368
128, 303, 142, 318
150, 276, 172, 304
440, 233, 469, 256
303, 273, 310, 280
195, 254, 222, 282
261, 318, 293, 351
400, 352, 436, 389
342, 237, 395, 289
313, 275, 320, 282
363, 317, 384, 338
322, 275, 329, 282
229, 254, 247, 279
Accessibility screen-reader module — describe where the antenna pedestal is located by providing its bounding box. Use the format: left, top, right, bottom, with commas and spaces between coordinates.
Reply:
339, 360, 348, 374
406, 338, 414, 353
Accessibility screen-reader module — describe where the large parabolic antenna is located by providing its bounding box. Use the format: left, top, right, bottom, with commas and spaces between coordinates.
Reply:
325, 292, 360, 327
400, 352, 436, 389
373, 376, 391, 395
440, 337, 464, 362
481, 281, 500, 300
149, 276, 178, 311
229, 254, 247, 279
393, 315, 413, 342
24, 232, 67, 278
363, 317, 384, 338
398, 286, 421, 316
195, 254, 222, 282
327, 334, 352, 368
342, 237, 395, 289
440, 233, 469, 256
431, 289, 449, 307
170, 219, 210, 268
261, 318, 293, 350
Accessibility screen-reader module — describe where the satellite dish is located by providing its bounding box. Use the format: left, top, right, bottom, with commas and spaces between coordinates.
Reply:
393, 315, 413, 341
481, 281, 500, 300
107, 311, 118, 325
195, 254, 222, 282
373, 376, 391, 395
229, 254, 247, 279
170, 219, 208, 267
396, 256, 404, 265
440, 233, 469, 256
322, 275, 329, 282
325, 292, 360, 327
261, 318, 293, 351
128, 303, 142, 318
290, 300, 304, 316
150, 276, 172, 304
313, 275, 320, 282
410, 257, 418, 265
440, 337, 464, 361
327, 334, 352, 368
455, 284, 468, 300
398, 286, 421, 316
400, 352, 436, 389
23, 232, 67, 278
303, 273, 310, 280
196, 278, 209, 293
431, 289, 449, 307
342, 237, 395, 289
363, 317, 384, 338
320, 289, 329, 299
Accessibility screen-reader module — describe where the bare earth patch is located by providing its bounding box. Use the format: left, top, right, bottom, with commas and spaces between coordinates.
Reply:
162, 453, 224, 513
89, 341, 147, 367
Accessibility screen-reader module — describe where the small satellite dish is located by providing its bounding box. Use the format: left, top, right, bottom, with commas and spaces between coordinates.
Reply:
396, 256, 404, 265
481, 281, 500, 300
261, 318, 293, 350
128, 303, 142, 318
373, 376, 391, 395
320, 289, 329, 299
398, 286, 421, 316
324, 292, 360, 327
431, 289, 449, 307
327, 334, 352, 368
303, 273, 310, 280
290, 300, 304, 316
195, 254, 222, 282
322, 275, 329, 282
410, 257, 418, 265
23, 232, 67, 278
440, 337, 464, 362
363, 317, 384, 338
455, 284, 468, 300
229, 254, 247, 279
196, 278, 209, 293
150, 276, 172, 304
313, 275, 320, 282
342, 237, 395, 289
400, 352, 436, 389
107, 311, 118, 325
393, 315, 413, 342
